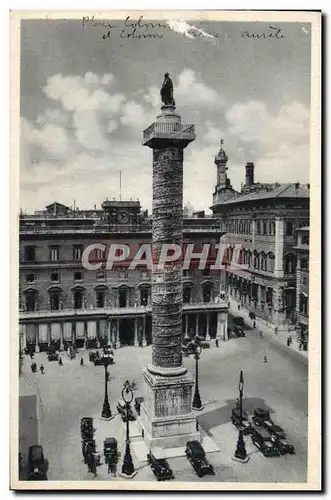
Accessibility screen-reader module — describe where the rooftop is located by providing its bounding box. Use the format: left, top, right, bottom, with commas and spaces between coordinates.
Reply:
215, 183, 310, 206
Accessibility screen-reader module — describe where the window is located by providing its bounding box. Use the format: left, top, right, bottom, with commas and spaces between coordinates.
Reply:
202, 285, 212, 303
300, 294, 309, 315
260, 253, 267, 271
73, 245, 83, 261
262, 221, 268, 235
49, 246, 60, 261
50, 272, 59, 282
24, 246, 36, 262
183, 287, 191, 303
302, 235, 309, 245
119, 269, 128, 279
285, 221, 293, 236
73, 291, 83, 309
141, 270, 149, 280
140, 288, 149, 306
50, 294, 59, 311
96, 270, 105, 280
25, 292, 37, 312
74, 271, 83, 281
256, 221, 260, 235
96, 291, 105, 308
270, 222, 275, 236
26, 273, 35, 283
119, 289, 127, 307
268, 255, 275, 272
254, 253, 259, 269
302, 276, 309, 286
301, 259, 309, 271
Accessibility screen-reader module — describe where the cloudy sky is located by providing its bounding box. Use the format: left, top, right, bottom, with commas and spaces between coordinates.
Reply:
20, 18, 311, 213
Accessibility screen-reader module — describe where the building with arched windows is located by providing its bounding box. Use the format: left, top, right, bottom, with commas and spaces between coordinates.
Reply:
211, 142, 310, 331
19, 200, 228, 352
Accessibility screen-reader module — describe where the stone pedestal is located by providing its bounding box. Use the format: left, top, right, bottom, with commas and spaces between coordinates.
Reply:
139, 365, 200, 449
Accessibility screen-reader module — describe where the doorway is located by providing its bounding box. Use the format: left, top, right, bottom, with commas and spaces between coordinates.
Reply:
119, 318, 134, 346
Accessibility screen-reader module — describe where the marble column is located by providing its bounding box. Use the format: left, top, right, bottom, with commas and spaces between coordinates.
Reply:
47, 323, 52, 346
142, 315, 147, 347
107, 317, 112, 346
206, 313, 210, 341
140, 100, 198, 450
35, 324, 40, 352
116, 318, 121, 349
83, 321, 88, 349
195, 313, 199, 337
60, 322, 64, 351
96, 319, 100, 348
134, 317, 139, 346
21, 324, 27, 351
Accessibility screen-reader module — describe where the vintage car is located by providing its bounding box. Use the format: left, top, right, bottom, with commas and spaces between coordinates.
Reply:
231, 407, 253, 435
28, 445, 46, 480
262, 420, 286, 439
117, 401, 136, 422
272, 436, 296, 455
134, 397, 144, 416
233, 326, 245, 337
252, 408, 271, 426
93, 355, 114, 366
80, 417, 94, 439
104, 438, 118, 463
147, 452, 174, 481
200, 341, 211, 349
47, 352, 59, 362
185, 441, 215, 478
251, 426, 280, 457
233, 316, 245, 327
89, 351, 99, 362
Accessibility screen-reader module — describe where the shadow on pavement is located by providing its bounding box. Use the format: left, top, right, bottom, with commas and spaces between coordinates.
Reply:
197, 397, 276, 434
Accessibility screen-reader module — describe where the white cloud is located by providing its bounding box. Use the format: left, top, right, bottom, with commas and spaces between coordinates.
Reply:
225, 99, 310, 183
203, 122, 225, 145
120, 101, 154, 129
166, 20, 214, 40
176, 68, 222, 106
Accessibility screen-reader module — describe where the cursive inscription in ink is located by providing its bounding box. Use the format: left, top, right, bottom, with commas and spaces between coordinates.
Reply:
241, 26, 285, 40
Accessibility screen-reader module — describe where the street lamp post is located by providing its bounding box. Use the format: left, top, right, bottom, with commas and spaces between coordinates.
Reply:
120, 380, 137, 478
191, 337, 204, 411
233, 370, 249, 463
100, 347, 112, 421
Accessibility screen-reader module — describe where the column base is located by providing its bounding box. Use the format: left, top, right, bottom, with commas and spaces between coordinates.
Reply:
139, 365, 200, 450
192, 405, 204, 412
142, 340, 147, 347
232, 455, 250, 464
116, 341, 121, 349
100, 415, 114, 422
119, 471, 137, 479
134, 341, 139, 347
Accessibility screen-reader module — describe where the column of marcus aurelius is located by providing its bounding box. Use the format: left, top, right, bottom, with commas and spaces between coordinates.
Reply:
139, 73, 200, 449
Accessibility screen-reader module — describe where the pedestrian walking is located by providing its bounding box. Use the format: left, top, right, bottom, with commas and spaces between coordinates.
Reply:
228, 301, 230, 308
59, 357, 63, 366
264, 353, 268, 363
80, 358, 84, 367
259, 330, 263, 338
40, 364, 44, 374
215, 338, 219, 348
253, 320, 256, 329
238, 304, 241, 311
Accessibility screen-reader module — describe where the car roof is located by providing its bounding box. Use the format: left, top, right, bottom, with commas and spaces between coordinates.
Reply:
254, 408, 269, 415
104, 437, 117, 445
186, 440, 205, 455
253, 426, 272, 439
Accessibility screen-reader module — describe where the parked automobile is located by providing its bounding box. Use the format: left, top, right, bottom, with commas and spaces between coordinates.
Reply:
233, 326, 245, 337
89, 351, 99, 362
262, 420, 286, 439
82, 439, 96, 464
249, 311, 256, 320
104, 437, 118, 463
231, 407, 253, 435
251, 426, 280, 457
272, 436, 295, 455
93, 355, 114, 366
134, 397, 144, 416
252, 408, 271, 426
28, 445, 46, 480
233, 316, 245, 327
147, 452, 174, 481
185, 441, 215, 477
47, 352, 59, 362
201, 341, 210, 349
117, 401, 136, 422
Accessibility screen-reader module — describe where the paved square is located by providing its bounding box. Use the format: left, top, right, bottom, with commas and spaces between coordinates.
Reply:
19, 327, 308, 483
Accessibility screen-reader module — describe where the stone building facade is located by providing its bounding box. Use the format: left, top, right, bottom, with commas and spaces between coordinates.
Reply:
211, 143, 310, 329
293, 226, 309, 348
19, 200, 228, 352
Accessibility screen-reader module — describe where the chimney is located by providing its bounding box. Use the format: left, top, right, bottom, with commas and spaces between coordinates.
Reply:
245, 162, 255, 186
